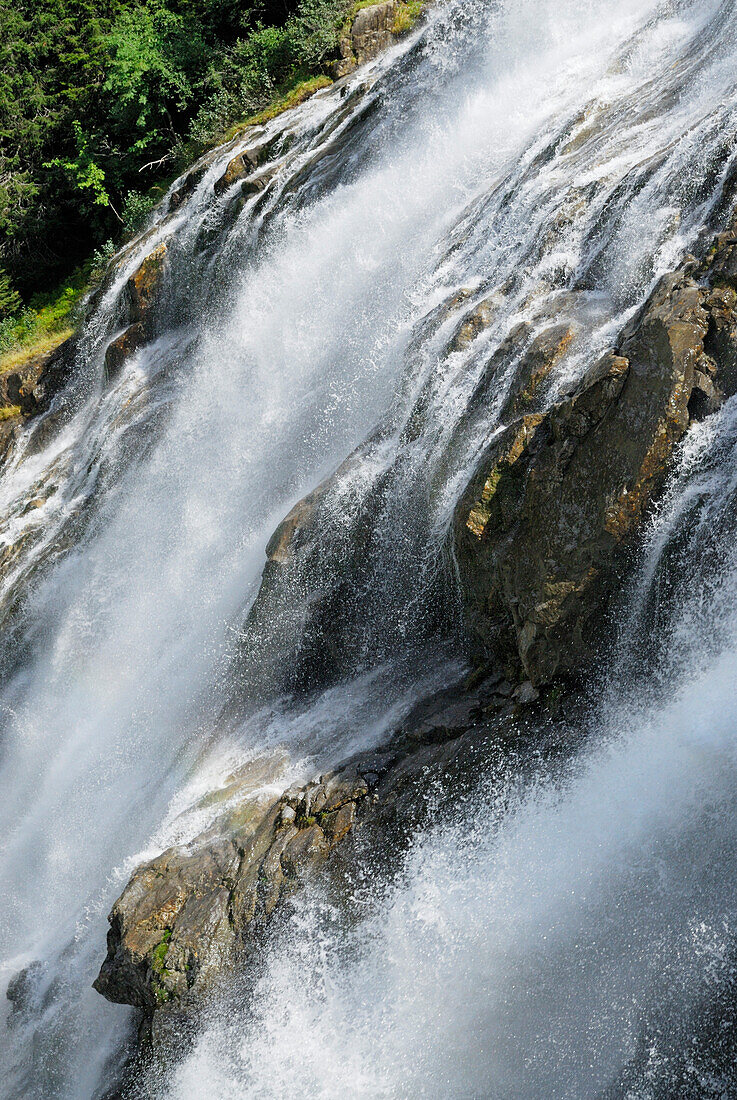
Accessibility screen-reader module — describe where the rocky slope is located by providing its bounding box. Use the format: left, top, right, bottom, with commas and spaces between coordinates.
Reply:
2, 0, 736, 1075
90, 197, 737, 1044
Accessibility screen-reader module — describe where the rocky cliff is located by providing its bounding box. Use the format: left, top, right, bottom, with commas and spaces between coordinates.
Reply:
90, 200, 737, 1045
455, 225, 737, 686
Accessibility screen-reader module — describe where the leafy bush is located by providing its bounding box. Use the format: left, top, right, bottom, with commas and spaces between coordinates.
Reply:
288, 0, 351, 68
0, 271, 21, 320
0, 0, 357, 321
122, 191, 159, 235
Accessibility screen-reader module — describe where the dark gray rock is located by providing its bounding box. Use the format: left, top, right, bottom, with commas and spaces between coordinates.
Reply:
454, 251, 737, 686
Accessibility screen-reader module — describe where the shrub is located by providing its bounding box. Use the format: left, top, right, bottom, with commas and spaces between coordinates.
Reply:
122, 191, 160, 235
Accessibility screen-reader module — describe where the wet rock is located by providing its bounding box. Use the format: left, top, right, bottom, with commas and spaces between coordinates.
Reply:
104, 324, 146, 380
0, 335, 77, 470
707, 222, 737, 291
94, 766, 371, 1013
688, 367, 722, 421
125, 243, 168, 330
6, 961, 44, 1022
454, 257, 737, 686
93, 836, 242, 1010
445, 295, 498, 355
101, 243, 169, 376
168, 163, 211, 213
213, 139, 273, 197
514, 681, 540, 705
406, 698, 481, 743
232, 440, 378, 696
95, 670, 520, 1026
241, 163, 280, 196
703, 285, 737, 397
502, 323, 575, 417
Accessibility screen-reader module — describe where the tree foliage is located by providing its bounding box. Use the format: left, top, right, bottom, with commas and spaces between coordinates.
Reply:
0, 0, 352, 298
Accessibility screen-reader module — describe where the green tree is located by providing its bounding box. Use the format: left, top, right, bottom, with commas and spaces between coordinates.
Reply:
0, 268, 21, 318
103, 2, 207, 157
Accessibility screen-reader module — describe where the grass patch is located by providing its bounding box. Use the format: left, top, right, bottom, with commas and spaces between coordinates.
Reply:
392, 0, 425, 35
151, 929, 173, 976
0, 272, 87, 372
0, 330, 72, 377
224, 74, 333, 142
344, 0, 425, 37
0, 406, 21, 421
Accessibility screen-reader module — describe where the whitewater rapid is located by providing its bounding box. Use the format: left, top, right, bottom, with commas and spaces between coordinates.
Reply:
1, 0, 737, 1096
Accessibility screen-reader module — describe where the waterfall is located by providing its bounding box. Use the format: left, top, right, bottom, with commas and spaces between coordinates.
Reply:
162, 399, 737, 1099
1, 0, 737, 1096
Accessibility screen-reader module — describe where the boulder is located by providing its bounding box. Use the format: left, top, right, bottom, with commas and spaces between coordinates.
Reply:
102, 243, 169, 376
454, 259, 737, 685
104, 323, 146, 380
94, 766, 371, 1012
332, 1, 400, 78
93, 667, 558, 1036
213, 136, 275, 197
351, 1, 398, 64
125, 243, 168, 330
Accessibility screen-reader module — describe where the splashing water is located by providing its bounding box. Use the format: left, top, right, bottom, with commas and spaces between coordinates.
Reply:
1, 0, 737, 1095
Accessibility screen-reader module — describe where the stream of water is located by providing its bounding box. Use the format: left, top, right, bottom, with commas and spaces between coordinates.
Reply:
2, 0, 737, 1095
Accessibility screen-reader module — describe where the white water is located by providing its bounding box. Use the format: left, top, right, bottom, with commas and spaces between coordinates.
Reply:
167, 403, 737, 1099
1, 0, 737, 1096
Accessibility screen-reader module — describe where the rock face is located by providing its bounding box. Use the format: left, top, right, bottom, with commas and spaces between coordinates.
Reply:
94, 753, 391, 1011
90, 167, 737, 1056
104, 243, 169, 379
213, 139, 272, 197
454, 237, 737, 686
333, 1, 403, 78
0, 335, 76, 466
93, 671, 528, 1021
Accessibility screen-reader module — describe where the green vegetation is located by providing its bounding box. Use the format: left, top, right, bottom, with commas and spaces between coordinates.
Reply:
391, 0, 424, 35
0, 0, 428, 365
150, 928, 175, 1003
0, 0, 363, 312
0, 268, 90, 374
151, 928, 172, 975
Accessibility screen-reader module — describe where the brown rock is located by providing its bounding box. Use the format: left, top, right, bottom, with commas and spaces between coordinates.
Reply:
704, 285, 737, 397
126, 243, 168, 329
104, 323, 146, 379
446, 296, 498, 355
330, 1, 401, 77
351, 1, 398, 65
214, 141, 272, 197
454, 266, 726, 685
94, 766, 369, 1013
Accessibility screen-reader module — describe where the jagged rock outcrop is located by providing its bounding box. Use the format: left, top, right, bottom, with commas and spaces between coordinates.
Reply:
213, 136, 275, 197
104, 243, 169, 379
94, 763, 369, 1011
89, 153, 737, 1056
332, 1, 423, 78
454, 231, 737, 686
0, 336, 76, 465
93, 670, 537, 1022
333, 2, 397, 78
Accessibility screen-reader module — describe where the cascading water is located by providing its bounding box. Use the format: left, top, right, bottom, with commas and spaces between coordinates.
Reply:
1, 0, 737, 1096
